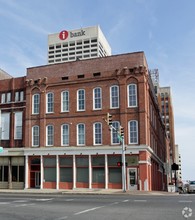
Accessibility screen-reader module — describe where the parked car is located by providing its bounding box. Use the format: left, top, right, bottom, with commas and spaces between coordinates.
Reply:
187, 180, 195, 193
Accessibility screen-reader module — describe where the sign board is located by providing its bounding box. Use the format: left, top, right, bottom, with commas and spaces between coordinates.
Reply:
171, 163, 179, 170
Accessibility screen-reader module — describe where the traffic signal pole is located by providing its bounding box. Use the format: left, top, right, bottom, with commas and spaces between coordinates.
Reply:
103, 113, 126, 192
122, 137, 126, 192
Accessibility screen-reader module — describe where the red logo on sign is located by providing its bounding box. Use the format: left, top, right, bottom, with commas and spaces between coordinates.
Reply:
59, 30, 68, 40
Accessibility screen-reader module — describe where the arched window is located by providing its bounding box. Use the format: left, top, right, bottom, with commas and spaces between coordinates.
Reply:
77, 89, 85, 111
93, 87, 102, 110
32, 126, 39, 147
110, 85, 119, 108
77, 123, 85, 145
46, 125, 54, 146
46, 92, 54, 113
128, 120, 138, 144
61, 124, 69, 146
127, 84, 137, 107
32, 94, 40, 114
93, 122, 102, 145
61, 90, 69, 112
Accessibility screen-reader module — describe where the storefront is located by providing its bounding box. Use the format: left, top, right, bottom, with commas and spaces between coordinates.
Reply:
0, 155, 25, 189
24, 147, 154, 190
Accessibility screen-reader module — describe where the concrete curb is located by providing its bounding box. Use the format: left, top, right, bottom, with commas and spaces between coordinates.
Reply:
0, 189, 179, 196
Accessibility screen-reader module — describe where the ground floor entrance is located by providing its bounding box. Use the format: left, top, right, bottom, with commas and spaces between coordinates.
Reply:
127, 168, 138, 190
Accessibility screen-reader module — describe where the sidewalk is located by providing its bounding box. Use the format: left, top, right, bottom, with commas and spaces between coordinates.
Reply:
0, 188, 179, 196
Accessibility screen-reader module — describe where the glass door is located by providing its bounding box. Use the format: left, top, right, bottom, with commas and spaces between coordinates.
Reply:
128, 168, 138, 190
35, 171, 40, 188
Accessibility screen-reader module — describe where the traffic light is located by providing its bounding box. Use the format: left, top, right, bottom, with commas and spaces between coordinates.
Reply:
106, 113, 112, 126
117, 161, 123, 167
119, 126, 124, 138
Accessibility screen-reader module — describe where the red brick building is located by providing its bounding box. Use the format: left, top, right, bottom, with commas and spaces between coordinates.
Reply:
22, 52, 168, 191
0, 75, 26, 189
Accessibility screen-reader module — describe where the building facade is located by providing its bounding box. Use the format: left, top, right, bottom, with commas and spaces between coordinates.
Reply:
48, 25, 111, 64
21, 52, 168, 191
0, 76, 26, 189
149, 70, 180, 183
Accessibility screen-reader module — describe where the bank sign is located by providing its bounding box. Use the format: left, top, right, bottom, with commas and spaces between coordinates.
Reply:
59, 29, 86, 40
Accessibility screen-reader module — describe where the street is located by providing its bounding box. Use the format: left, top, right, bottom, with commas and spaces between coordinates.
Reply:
0, 193, 194, 220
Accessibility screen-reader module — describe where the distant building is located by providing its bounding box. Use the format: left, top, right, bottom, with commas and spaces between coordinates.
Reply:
175, 144, 182, 181
158, 87, 176, 163
48, 25, 111, 64
0, 68, 12, 80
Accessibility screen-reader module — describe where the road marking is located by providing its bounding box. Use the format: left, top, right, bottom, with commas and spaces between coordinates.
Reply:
110, 202, 119, 205
0, 202, 10, 205
13, 200, 28, 203
35, 198, 53, 201
55, 216, 68, 220
74, 206, 104, 215
14, 204, 28, 207
14, 203, 35, 208
134, 200, 147, 202
122, 200, 129, 203
65, 199, 74, 201
179, 200, 192, 203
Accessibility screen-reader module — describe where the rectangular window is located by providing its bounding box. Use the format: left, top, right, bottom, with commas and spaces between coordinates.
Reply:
108, 155, 122, 184
0, 157, 9, 182
7, 93, 11, 103
20, 91, 24, 101
77, 124, 85, 145
61, 91, 69, 112
61, 124, 69, 146
93, 87, 102, 110
77, 89, 85, 111
15, 92, 19, 102
46, 93, 54, 113
59, 157, 73, 183
1, 113, 10, 140
128, 84, 137, 107
109, 168, 122, 183
76, 156, 89, 183
32, 126, 39, 146
14, 112, 22, 140
129, 120, 138, 144
11, 157, 24, 182
1, 93, 5, 103
15, 91, 24, 102
44, 157, 56, 182
92, 156, 105, 184
110, 86, 119, 108
46, 125, 54, 146
94, 123, 102, 145
60, 167, 73, 182
15, 166, 24, 182
32, 94, 40, 114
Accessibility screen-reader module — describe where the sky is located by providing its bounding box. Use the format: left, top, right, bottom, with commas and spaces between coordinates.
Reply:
0, 0, 194, 181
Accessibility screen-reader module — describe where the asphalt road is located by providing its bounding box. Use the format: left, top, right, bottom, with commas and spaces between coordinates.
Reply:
0, 193, 194, 220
